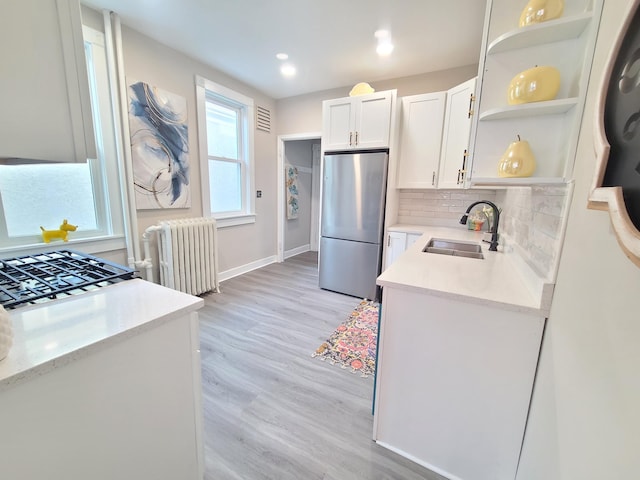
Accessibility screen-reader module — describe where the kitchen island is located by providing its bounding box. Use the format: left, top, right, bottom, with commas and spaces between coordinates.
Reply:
0, 279, 205, 480
374, 226, 552, 480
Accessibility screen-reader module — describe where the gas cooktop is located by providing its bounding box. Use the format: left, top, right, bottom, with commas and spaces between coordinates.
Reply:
0, 250, 137, 309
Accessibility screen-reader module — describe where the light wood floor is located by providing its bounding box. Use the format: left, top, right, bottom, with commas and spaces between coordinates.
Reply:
198, 251, 445, 480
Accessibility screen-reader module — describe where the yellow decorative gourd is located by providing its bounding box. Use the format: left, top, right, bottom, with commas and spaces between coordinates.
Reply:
507, 66, 561, 105
519, 0, 564, 27
498, 136, 536, 178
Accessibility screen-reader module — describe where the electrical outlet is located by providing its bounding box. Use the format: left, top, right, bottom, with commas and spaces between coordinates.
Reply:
256, 190, 262, 198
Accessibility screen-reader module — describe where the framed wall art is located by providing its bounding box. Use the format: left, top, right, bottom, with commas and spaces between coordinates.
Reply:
128, 81, 190, 209
589, 0, 640, 267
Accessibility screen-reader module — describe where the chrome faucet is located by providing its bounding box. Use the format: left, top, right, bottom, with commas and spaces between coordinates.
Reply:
459, 200, 501, 251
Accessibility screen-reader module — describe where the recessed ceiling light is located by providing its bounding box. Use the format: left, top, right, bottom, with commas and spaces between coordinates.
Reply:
374, 29, 390, 39
280, 63, 296, 77
276, 53, 288, 61
375, 28, 394, 57
376, 41, 394, 56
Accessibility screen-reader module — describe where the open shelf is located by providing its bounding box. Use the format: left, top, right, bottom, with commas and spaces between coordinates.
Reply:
479, 98, 579, 121
487, 13, 593, 54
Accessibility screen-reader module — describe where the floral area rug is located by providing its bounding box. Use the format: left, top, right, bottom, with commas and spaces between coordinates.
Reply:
312, 300, 379, 378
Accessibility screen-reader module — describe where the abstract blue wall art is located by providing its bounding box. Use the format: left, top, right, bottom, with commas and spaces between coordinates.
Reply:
128, 81, 190, 209
286, 165, 299, 219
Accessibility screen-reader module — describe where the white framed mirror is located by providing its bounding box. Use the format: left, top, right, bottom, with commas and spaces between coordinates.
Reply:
589, 0, 640, 267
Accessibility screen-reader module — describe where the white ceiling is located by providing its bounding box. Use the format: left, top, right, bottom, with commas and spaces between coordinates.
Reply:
82, 0, 487, 100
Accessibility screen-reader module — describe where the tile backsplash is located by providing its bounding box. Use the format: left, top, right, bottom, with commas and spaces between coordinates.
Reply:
397, 189, 498, 227
495, 185, 571, 280
396, 185, 571, 280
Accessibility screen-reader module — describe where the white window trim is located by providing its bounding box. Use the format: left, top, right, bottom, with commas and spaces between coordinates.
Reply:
0, 26, 126, 255
195, 75, 255, 228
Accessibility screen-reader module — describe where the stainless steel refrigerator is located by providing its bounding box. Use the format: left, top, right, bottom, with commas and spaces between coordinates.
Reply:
319, 150, 388, 300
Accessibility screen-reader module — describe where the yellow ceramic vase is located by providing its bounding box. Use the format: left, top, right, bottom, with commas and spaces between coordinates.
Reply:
498, 137, 536, 178
519, 0, 564, 27
507, 66, 561, 105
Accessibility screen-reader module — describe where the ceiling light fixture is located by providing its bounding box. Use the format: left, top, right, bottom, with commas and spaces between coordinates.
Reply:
280, 63, 296, 77
374, 29, 394, 57
376, 41, 394, 56
276, 53, 288, 60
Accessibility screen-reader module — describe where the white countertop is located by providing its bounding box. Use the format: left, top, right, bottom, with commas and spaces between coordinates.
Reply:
379, 225, 553, 316
0, 279, 204, 391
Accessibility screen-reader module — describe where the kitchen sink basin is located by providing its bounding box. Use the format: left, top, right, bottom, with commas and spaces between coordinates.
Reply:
422, 238, 484, 259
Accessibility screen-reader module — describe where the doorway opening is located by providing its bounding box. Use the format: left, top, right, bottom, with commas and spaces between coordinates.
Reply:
277, 133, 322, 263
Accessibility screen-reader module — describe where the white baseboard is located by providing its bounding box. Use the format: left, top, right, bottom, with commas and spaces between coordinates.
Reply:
374, 441, 462, 480
284, 244, 310, 259
218, 255, 278, 282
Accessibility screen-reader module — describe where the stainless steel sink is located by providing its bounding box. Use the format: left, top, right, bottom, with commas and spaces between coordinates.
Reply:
422, 238, 484, 259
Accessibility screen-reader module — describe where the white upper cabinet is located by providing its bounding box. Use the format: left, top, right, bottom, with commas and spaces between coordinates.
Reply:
438, 77, 477, 189
322, 90, 395, 151
396, 92, 447, 189
0, 0, 96, 163
468, 0, 603, 185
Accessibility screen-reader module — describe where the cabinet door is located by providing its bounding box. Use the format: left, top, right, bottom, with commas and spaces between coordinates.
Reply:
396, 92, 447, 189
373, 287, 545, 480
0, 0, 96, 163
322, 97, 355, 151
384, 231, 407, 270
438, 77, 477, 189
355, 91, 393, 149
406, 233, 422, 249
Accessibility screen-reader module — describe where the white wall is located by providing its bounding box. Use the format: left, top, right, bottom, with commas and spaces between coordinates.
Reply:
120, 26, 278, 274
81, 7, 279, 274
516, 1, 640, 478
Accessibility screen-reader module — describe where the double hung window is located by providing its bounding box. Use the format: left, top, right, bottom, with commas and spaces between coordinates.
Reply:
0, 26, 124, 251
196, 76, 255, 227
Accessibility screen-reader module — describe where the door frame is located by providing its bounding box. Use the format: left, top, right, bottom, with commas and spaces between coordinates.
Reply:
277, 132, 322, 263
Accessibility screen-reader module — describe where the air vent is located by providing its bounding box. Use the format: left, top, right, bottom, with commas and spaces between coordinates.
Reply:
256, 105, 271, 133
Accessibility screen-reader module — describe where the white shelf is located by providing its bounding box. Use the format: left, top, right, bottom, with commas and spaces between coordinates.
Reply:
487, 13, 593, 54
479, 98, 579, 120
469, 0, 603, 189
470, 176, 567, 186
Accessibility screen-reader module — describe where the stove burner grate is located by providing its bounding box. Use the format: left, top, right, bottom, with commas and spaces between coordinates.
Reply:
0, 250, 137, 309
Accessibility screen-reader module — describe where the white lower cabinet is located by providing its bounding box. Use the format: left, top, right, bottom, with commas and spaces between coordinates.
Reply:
373, 286, 545, 480
0, 313, 204, 480
384, 231, 422, 270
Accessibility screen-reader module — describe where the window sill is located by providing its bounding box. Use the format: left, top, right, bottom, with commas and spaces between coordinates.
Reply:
214, 213, 256, 228
0, 235, 127, 258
